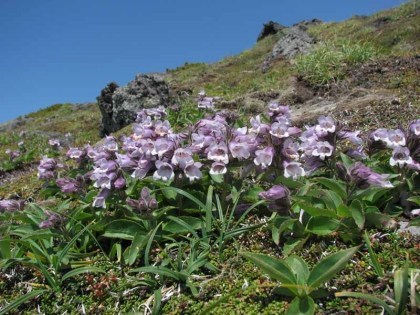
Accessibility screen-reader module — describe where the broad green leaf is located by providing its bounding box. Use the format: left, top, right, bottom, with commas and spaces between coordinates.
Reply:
271, 216, 296, 245
62, 266, 106, 281
283, 236, 309, 256
365, 212, 392, 229
163, 216, 202, 236
314, 177, 346, 200
285, 255, 310, 296
335, 292, 394, 315
240, 252, 297, 290
407, 196, 420, 206
210, 173, 224, 183
340, 152, 353, 169
394, 268, 409, 315
321, 190, 344, 209
0, 289, 47, 315
102, 219, 145, 240
125, 232, 148, 266
161, 187, 206, 209
350, 199, 365, 230
306, 217, 340, 236
275, 175, 304, 189
298, 203, 337, 218
0, 239, 11, 259
307, 245, 360, 291
337, 204, 351, 218
286, 296, 315, 315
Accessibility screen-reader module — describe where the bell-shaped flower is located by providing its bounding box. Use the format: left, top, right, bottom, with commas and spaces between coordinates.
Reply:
259, 184, 291, 213
114, 176, 126, 189
56, 178, 81, 194
116, 153, 137, 171
38, 156, 58, 180
386, 129, 406, 148
133, 123, 155, 139
315, 116, 336, 135
283, 161, 305, 180
409, 119, 420, 136
39, 211, 63, 229
249, 115, 269, 134
152, 138, 174, 158
127, 187, 158, 213
103, 136, 118, 152
254, 147, 275, 168
154, 120, 172, 137
172, 148, 194, 169
184, 162, 202, 182
281, 138, 300, 161
268, 102, 291, 120
131, 159, 153, 179
153, 161, 174, 181
92, 188, 111, 208
338, 130, 363, 145
390, 146, 413, 167
210, 162, 227, 175
229, 141, 251, 160
0, 199, 25, 213
207, 142, 229, 164
312, 141, 334, 160
349, 162, 393, 189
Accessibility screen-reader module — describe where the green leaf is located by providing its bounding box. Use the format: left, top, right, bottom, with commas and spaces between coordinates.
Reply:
152, 288, 162, 315
0, 289, 47, 315
102, 219, 145, 240
307, 246, 360, 292
271, 216, 296, 245
350, 199, 365, 230
340, 152, 353, 169
210, 173, 224, 183
298, 203, 337, 218
285, 255, 310, 296
335, 292, 394, 315
337, 204, 351, 218
286, 296, 315, 315
306, 217, 340, 236
240, 252, 297, 291
125, 232, 148, 266
314, 177, 346, 200
407, 196, 420, 206
394, 268, 409, 315
62, 266, 106, 281
275, 175, 304, 189
0, 239, 11, 259
144, 223, 162, 267
163, 216, 202, 236
161, 187, 206, 209
283, 235, 309, 256
362, 231, 384, 278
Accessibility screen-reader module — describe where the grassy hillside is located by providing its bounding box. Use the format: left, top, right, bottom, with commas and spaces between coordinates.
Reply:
0, 2, 419, 314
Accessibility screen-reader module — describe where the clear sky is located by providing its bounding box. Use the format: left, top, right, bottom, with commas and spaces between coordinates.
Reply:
0, 0, 407, 123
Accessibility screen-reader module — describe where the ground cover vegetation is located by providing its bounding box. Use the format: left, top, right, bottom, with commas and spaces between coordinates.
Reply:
0, 1, 419, 314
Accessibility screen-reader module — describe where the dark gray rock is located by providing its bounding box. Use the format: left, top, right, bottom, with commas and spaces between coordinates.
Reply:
261, 26, 316, 72
97, 74, 170, 136
293, 19, 323, 31
257, 21, 286, 41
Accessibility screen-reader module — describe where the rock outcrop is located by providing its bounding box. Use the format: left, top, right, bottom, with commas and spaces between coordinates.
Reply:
97, 74, 170, 136
257, 21, 286, 41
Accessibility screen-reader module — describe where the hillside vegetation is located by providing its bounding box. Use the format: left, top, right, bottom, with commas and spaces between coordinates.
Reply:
0, 1, 419, 314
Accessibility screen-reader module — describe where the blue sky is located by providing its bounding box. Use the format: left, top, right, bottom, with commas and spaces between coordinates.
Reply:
0, 0, 407, 123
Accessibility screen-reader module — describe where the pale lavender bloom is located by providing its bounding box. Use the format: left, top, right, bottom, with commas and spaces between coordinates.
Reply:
38, 156, 58, 180
133, 124, 155, 139
268, 102, 291, 120
136, 115, 153, 128
269, 122, 290, 138
283, 161, 305, 180
315, 116, 336, 134
145, 106, 167, 120
281, 138, 300, 161
93, 172, 117, 189
346, 147, 367, 160
390, 146, 413, 167
184, 162, 202, 182
48, 139, 61, 147
67, 147, 85, 159
198, 96, 215, 109
349, 162, 393, 189
259, 184, 290, 213
153, 161, 174, 181
172, 148, 194, 169
103, 136, 118, 152
56, 178, 80, 194
371, 128, 389, 143
338, 130, 363, 145
229, 141, 251, 160
303, 156, 324, 174
207, 142, 229, 164
249, 115, 269, 134
39, 211, 63, 229
154, 120, 172, 137
152, 138, 174, 158
0, 199, 25, 212
191, 133, 215, 150
6, 149, 20, 160
254, 147, 275, 169
131, 160, 153, 179
139, 139, 155, 157
114, 176, 126, 189
386, 129, 406, 148
409, 119, 420, 136
116, 153, 137, 171
127, 187, 158, 213
92, 188, 111, 208
210, 162, 227, 175
407, 161, 420, 171
312, 141, 334, 160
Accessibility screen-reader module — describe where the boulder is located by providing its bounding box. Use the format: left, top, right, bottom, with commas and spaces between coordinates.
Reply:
257, 21, 286, 41
97, 74, 170, 136
261, 26, 316, 72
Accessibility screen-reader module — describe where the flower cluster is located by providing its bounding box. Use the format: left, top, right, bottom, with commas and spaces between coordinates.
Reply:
0, 199, 25, 213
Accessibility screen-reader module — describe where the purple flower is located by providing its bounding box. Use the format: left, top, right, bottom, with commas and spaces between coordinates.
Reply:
283, 161, 305, 180
67, 147, 86, 160
207, 142, 229, 164
268, 103, 291, 120
409, 119, 420, 136
152, 138, 174, 158
172, 148, 194, 169
281, 139, 300, 161
349, 162, 393, 189
48, 139, 61, 148
259, 185, 290, 213
56, 178, 81, 194
92, 188, 111, 208
254, 147, 275, 168
39, 211, 63, 229
103, 136, 118, 152
127, 187, 158, 214
311, 141, 334, 160
38, 156, 58, 180
315, 116, 336, 135
229, 141, 251, 160
153, 161, 174, 181
386, 129, 406, 148
0, 199, 25, 213
114, 176, 126, 189
116, 153, 137, 171
249, 115, 269, 134
390, 146, 413, 167
209, 162, 227, 175
338, 130, 363, 145
184, 162, 202, 182
154, 120, 172, 137
131, 160, 153, 179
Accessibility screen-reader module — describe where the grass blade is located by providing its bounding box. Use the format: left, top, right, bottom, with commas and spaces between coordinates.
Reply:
335, 292, 394, 315
0, 289, 47, 315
